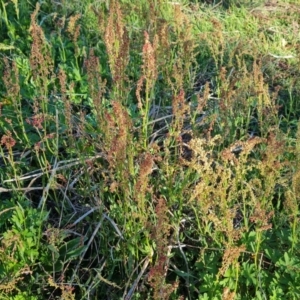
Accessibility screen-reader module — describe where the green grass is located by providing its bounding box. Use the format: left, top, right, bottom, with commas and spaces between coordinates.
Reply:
1, 0, 300, 299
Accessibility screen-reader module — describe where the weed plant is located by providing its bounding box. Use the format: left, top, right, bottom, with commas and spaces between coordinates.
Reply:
1, 0, 300, 299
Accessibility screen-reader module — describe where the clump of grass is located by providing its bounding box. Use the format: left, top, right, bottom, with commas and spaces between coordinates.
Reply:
1, 0, 300, 299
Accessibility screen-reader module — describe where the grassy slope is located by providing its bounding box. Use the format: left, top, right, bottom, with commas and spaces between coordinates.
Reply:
0, 0, 300, 299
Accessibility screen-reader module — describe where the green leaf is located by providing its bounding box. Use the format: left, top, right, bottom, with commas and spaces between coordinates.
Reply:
58, 237, 87, 261
0, 43, 14, 50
